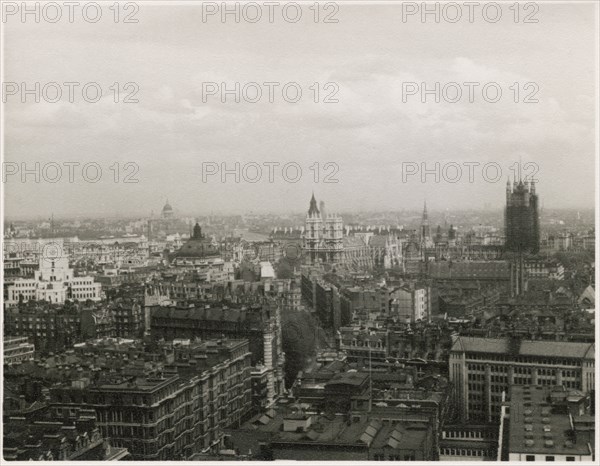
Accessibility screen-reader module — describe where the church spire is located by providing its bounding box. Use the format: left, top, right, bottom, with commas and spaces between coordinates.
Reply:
308, 192, 320, 216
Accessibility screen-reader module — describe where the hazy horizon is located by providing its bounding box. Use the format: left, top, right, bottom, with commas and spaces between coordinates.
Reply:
3, 2, 597, 218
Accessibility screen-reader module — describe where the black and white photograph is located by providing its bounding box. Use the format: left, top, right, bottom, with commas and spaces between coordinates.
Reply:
1, 0, 598, 463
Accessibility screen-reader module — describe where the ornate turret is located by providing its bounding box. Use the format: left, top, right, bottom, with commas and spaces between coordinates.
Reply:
308, 192, 320, 218
420, 200, 430, 241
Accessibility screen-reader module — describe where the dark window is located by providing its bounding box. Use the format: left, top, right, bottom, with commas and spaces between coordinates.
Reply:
526, 455, 535, 461
566, 457, 576, 462
545, 456, 555, 462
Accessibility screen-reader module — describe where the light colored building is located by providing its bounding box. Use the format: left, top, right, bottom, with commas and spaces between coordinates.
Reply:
3, 336, 35, 364
5, 256, 102, 306
524, 259, 565, 280
390, 285, 428, 323
449, 336, 595, 422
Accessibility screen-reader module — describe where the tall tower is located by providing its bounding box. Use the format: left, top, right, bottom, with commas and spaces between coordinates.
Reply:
420, 201, 431, 242
505, 177, 540, 254
319, 200, 326, 220
304, 193, 323, 264
324, 214, 344, 263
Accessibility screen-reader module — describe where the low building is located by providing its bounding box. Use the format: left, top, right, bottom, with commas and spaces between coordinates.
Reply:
3, 405, 129, 461
229, 410, 435, 461
439, 425, 498, 461
503, 385, 594, 462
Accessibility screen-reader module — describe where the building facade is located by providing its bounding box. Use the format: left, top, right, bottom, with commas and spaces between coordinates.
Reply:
449, 336, 595, 422
5, 256, 102, 307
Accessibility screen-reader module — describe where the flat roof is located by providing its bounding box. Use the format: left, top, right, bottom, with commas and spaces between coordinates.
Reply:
451, 337, 594, 360
508, 385, 592, 456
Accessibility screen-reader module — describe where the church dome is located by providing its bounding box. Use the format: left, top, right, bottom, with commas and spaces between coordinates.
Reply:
162, 200, 174, 218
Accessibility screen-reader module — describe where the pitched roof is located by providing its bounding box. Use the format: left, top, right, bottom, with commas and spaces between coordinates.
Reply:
429, 261, 510, 280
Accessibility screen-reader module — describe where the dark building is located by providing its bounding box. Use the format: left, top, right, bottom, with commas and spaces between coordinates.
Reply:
149, 301, 284, 403
505, 178, 540, 254
3, 405, 130, 461
4, 302, 82, 354
48, 339, 253, 460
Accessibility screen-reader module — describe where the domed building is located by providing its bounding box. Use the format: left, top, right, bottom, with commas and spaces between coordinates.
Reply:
173, 223, 221, 260
169, 223, 229, 281
161, 199, 174, 219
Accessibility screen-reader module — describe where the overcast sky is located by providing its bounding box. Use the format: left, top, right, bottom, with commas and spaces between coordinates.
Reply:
3, 1, 597, 218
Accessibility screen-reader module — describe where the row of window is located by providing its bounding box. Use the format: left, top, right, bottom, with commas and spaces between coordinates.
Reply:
524, 455, 576, 461
465, 354, 582, 366
372, 453, 416, 461
440, 448, 493, 457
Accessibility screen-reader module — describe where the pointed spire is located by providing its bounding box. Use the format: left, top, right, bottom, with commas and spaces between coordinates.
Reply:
308, 192, 320, 216
422, 200, 428, 222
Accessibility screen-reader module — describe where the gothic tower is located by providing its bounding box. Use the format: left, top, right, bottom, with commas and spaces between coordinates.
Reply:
304, 193, 323, 264
505, 177, 540, 254
324, 214, 344, 263
420, 201, 431, 242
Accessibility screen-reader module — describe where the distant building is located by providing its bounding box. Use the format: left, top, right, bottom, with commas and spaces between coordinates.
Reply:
3, 336, 34, 365
449, 336, 595, 422
5, 256, 102, 307
169, 222, 228, 281
303, 193, 344, 265
420, 201, 433, 247
389, 285, 429, 323
4, 302, 82, 354
524, 259, 565, 280
161, 199, 174, 219
428, 260, 516, 295
505, 178, 540, 254
111, 298, 144, 338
